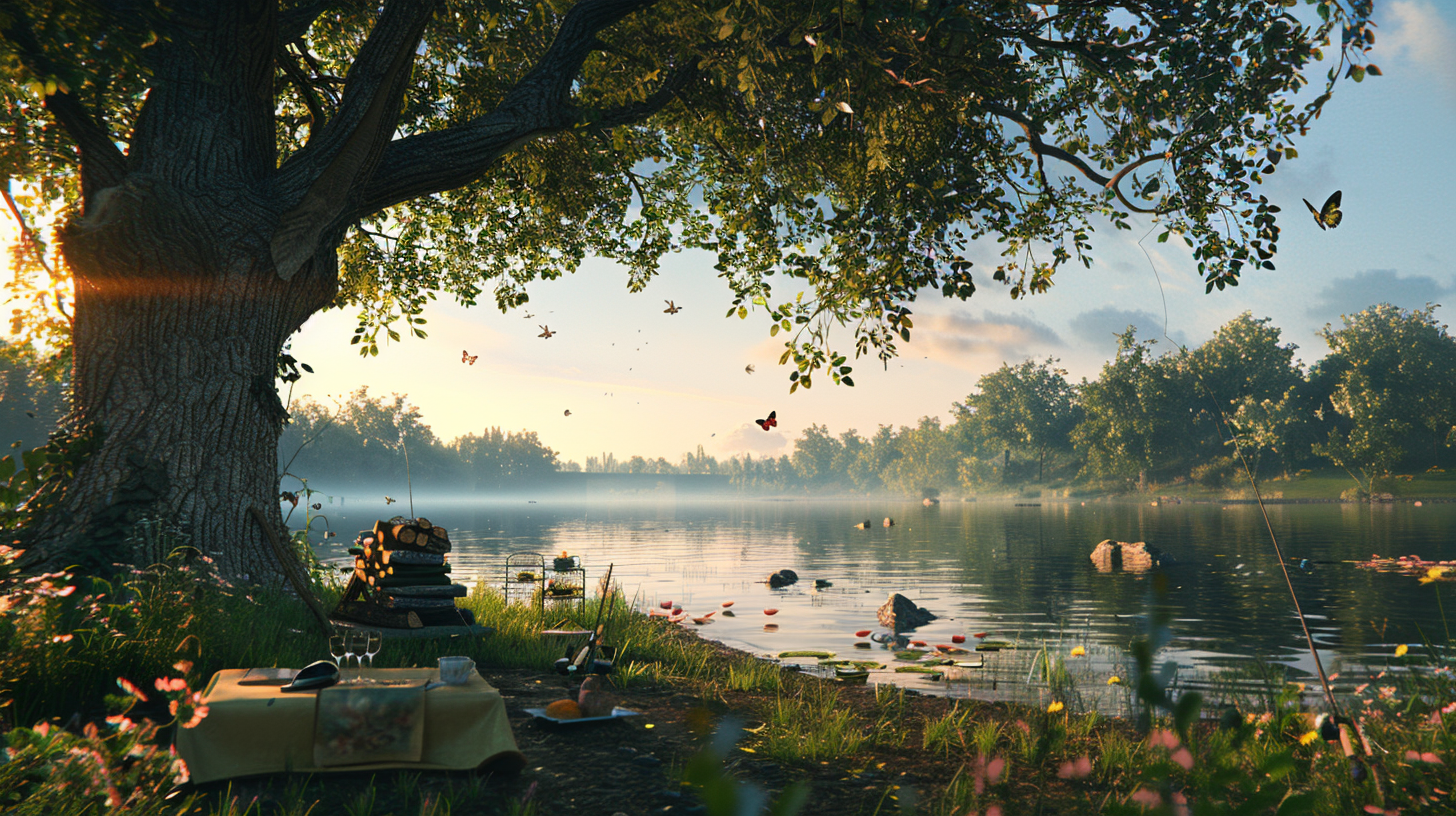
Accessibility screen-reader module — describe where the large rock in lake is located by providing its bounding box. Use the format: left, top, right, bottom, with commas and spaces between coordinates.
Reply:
876, 593, 937, 631
767, 569, 799, 588
1089, 540, 1167, 573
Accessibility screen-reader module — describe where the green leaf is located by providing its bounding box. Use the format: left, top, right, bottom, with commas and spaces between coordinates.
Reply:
769, 324, 779, 336
737, 306, 748, 319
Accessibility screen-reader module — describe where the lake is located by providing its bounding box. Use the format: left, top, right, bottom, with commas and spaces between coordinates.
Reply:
313, 497, 1454, 712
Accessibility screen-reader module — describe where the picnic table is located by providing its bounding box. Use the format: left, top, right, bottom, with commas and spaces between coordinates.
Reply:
175, 667, 524, 784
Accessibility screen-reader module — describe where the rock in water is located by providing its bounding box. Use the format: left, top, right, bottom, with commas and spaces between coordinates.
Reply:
1089, 540, 1166, 573
767, 568, 799, 588
876, 593, 937, 631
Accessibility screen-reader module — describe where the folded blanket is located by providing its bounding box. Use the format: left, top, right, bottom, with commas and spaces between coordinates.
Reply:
314, 682, 426, 766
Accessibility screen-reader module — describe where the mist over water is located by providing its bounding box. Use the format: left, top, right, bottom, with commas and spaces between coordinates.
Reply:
308, 495, 1455, 709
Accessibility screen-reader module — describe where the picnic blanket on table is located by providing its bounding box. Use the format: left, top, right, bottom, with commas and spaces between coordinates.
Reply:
175, 668, 523, 783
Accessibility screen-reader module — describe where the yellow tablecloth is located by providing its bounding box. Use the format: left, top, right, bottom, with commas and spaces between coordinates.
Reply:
175, 668, 524, 784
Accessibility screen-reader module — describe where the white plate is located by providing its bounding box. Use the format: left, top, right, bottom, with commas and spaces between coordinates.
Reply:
523, 706, 641, 724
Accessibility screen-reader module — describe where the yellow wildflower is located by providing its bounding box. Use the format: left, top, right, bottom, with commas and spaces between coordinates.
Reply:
1420, 567, 1447, 585
1298, 730, 1319, 746
1048, 701, 1065, 713
1071, 645, 1087, 657
1108, 676, 1122, 685
1395, 644, 1409, 657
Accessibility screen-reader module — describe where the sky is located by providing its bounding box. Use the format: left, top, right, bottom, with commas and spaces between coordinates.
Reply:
7, 1, 1456, 467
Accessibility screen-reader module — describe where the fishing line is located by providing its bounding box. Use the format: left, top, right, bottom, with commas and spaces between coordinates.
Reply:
1134, 228, 1338, 711
1136, 228, 1383, 792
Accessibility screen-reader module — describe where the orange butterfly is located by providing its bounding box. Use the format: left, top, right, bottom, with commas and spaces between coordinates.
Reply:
539, 325, 555, 339
664, 300, 682, 314
462, 350, 478, 365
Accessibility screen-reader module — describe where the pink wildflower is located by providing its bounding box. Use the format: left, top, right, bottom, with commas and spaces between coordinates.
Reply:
1130, 788, 1163, 808
1171, 747, 1194, 771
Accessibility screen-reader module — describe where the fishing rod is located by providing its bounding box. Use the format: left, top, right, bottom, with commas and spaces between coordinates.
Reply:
556, 562, 615, 675
1138, 232, 1384, 799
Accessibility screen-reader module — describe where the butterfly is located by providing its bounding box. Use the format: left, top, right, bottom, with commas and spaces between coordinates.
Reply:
663, 300, 681, 314
461, 350, 478, 365
384, 496, 397, 505
745, 364, 755, 374
311, 502, 321, 510
1303, 190, 1342, 230
538, 325, 555, 339
563, 409, 572, 416
755, 410, 777, 431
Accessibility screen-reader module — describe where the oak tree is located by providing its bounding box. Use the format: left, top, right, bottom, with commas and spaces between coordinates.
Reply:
0, 0, 1376, 577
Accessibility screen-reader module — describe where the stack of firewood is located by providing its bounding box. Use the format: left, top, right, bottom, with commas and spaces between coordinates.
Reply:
330, 516, 475, 630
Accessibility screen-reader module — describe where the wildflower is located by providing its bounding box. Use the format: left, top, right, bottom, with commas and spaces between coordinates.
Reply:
51, 634, 73, 643
1395, 644, 1409, 657
1130, 788, 1163, 808
1354, 683, 1370, 694
1299, 730, 1319, 745
1149, 729, 1180, 750
155, 677, 187, 693
1171, 747, 1194, 771
1378, 686, 1397, 700
1047, 701, 1064, 713
1420, 567, 1447, 584
1057, 755, 1094, 779
173, 660, 193, 675
1442, 701, 1456, 715
1405, 750, 1444, 765
1107, 675, 1121, 685
1071, 645, 1086, 657
117, 678, 148, 702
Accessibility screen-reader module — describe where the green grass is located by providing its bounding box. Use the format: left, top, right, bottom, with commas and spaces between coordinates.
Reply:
4, 538, 1456, 816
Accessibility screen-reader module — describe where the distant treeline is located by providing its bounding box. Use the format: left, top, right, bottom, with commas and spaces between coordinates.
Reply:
5, 303, 1454, 499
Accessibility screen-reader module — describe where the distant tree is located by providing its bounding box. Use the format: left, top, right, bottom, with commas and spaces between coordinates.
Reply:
451, 427, 559, 490
278, 388, 456, 491
2, 0, 1377, 577
0, 339, 66, 456
1185, 312, 1307, 477
792, 424, 842, 490
1311, 304, 1456, 492
1072, 330, 1194, 489
956, 357, 1079, 482
879, 417, 958, 497
831, 430, 872, 494
679, 445, 719, 475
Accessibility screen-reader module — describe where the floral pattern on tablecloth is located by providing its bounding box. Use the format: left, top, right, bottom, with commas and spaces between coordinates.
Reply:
313, 682, 425, 766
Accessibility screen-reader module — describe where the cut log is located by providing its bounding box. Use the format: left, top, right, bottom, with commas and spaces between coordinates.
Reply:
397, 526, 418, 545
331, 601, 423, 629
416, 517, 432, 530
430, 527, 449, 543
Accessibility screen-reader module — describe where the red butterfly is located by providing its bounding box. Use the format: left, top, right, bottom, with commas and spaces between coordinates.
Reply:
755, 410, 777, 431
462, 350, 478, 365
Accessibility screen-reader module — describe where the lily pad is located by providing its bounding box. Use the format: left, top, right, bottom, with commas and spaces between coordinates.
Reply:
778, 650, 835, 659
893, 651, 923, 661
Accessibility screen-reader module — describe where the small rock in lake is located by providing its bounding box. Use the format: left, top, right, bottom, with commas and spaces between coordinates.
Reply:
767, 568, 798, 588
814, 578, 832, 588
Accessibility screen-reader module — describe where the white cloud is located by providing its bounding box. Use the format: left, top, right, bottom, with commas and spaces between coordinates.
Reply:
1306, 268, 1453, 320
1383, 1, 1456, 101
718, 422, 789, 457
916, 310, 1064, 367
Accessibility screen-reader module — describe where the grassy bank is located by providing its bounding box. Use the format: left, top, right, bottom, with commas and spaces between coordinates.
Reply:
2, 544, 1452, 814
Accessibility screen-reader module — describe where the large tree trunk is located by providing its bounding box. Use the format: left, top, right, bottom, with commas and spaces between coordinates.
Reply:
34, 176, 334, 582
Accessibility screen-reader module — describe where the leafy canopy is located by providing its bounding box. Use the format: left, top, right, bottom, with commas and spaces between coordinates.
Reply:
1, 0, 1379, 387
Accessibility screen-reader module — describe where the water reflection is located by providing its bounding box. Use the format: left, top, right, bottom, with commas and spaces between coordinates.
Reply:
317, 498, 1454, 709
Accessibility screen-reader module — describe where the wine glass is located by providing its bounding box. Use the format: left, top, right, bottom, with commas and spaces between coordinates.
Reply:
341, 632, 360, 683
329, 634, 346, 668
365, 630, 382, 672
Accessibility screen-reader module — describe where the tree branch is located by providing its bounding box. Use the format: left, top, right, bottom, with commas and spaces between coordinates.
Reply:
983, 100, 1164, 215
271, 0, 437, 280
0, 6, 127, 199
353, 0, 687, 216
278, 0, 338, 42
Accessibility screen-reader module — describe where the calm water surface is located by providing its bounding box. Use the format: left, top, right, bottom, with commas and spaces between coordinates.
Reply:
316, 498, 1454, 711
